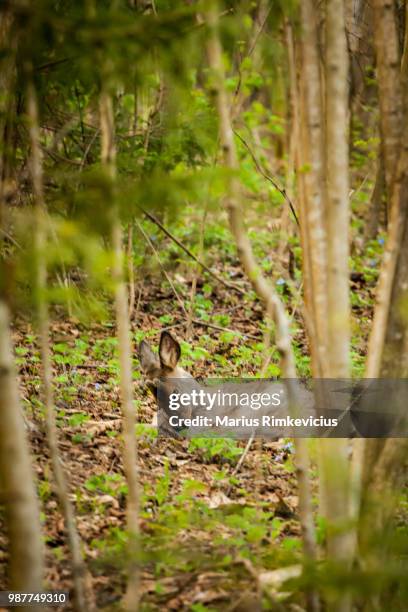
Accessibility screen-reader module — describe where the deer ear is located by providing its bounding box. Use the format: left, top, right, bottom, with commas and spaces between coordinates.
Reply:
159, 331, 181, 370
138, 340, 159, 373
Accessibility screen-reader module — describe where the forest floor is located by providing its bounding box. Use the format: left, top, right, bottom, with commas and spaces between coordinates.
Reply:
0, 236, 377, 611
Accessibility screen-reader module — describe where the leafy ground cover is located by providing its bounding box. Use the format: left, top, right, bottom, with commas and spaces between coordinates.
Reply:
0, 217, 388, 610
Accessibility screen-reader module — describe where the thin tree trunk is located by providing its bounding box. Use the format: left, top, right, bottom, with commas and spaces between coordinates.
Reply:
0, 9, 16, 231
0, 300, 45, 611
363, 112, 408, 395
298, 0, 328, 379
298, 0, 333, 550
351, 119, 408, 610
127, 224, 136, 319
372, 0, 403, 207
365, 158, 385, 241
363, 0, 408, 384
364, 198, 408, 380
363, 134, 408, 475
326, 0, 350, 380
99, 90, 140, 611
345, 0, 368, 112
322, 4, 352, 611
353, 7, 408, 593
277, 20, 297, 261
206, 6, 319, 611
0, 16, 43, 605
296, 6, 355, 609
401, 0, 408, 80
27, 80, 92, 612
186, 207, 207, 339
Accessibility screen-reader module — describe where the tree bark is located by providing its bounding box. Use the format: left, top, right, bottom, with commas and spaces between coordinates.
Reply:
365, 158, 385, 241
355, 4, 408, 593
401, 0, 408, 81
320, 5, 353, 611
27, 80, 92, 612
206, 6, 319, 611
326, 0, 350, 379
0, 9, 17, 230
362, 135, 408, 476
0, 300, 44, 609
345, 0, 369, 112
372, 0, 403, 206
298, 0, 328, 379
99, 90, 140, 611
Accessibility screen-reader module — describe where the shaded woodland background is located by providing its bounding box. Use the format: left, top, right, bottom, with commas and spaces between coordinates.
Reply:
1, 0, 408, 611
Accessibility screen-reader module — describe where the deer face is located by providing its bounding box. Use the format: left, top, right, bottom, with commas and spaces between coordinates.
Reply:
138, 331, 198, 428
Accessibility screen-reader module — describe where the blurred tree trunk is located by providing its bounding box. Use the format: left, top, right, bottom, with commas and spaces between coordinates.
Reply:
0, 300, 44, 608
345, 0, 370, 112
297, 0, 328, 378
0, 20, 44, 605
278, 20, 297, 261
351, 2, 408, 596
99, 90, 140, 611
365, 157, 385, 241
27, 80, 92, 612
363, 121, 408, 506
0, 9, 17, 229
206, 5, 319, 611
402, 0, 408, 79
363, 0, 408, 470
372, 0, 403, 209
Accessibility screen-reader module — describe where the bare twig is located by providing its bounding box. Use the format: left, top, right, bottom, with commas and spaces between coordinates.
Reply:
186, 206, 207, 338
0, 300, 45, 607
127, 224, 136, 318
0, 227, 22, 250
230, 433, 255, 479
139, 207, 247, 295
136, 220, 187, 316
27, 79, 93, 612
233, 129, 300, 227
80, 128, 100, 169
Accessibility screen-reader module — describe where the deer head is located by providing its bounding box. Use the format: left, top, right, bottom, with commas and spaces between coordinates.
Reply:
138, 331, 199, 429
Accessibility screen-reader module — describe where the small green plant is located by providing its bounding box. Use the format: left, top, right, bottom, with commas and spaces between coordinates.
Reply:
38, 479, 52, 502
152, 460, 171, 506
188, 437, 243, 462
85, 473, 128, 496
135, 423, 158, 441
68, 412, 90, 427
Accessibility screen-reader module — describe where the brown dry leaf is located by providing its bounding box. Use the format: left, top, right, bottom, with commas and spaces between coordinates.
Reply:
258, 564, 302, 596
98, 494, 119, 508
86, 419, 122, 436
192, 588, 229, 604
207, 491, 234, 508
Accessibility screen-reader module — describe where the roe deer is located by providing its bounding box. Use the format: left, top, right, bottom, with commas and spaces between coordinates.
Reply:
139, 332, 407, 439
138, 331, 203, 433
138, 331, 319, 438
